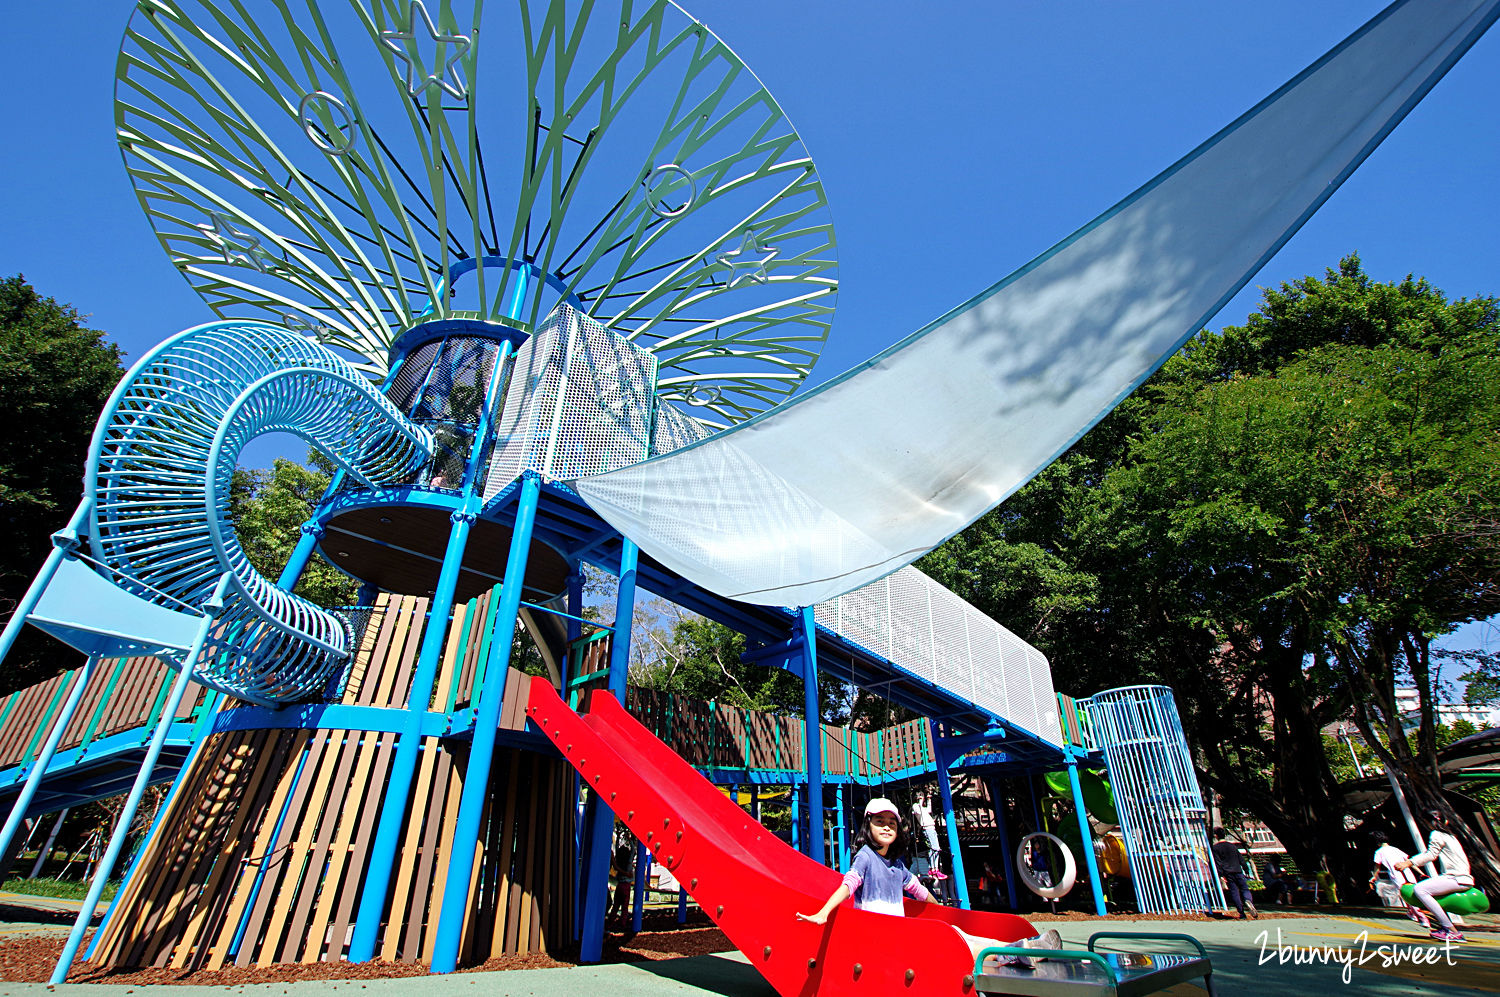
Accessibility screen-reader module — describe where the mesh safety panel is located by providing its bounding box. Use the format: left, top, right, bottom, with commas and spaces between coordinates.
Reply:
383, 334, 501, 489
814, 566, 1063, 745
484, 305, 658, 499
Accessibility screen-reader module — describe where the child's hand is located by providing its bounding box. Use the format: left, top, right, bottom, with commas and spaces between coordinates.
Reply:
796, 911, 828, 925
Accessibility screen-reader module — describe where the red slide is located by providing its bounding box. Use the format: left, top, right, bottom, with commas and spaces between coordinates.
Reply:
527, 677, 1040, 995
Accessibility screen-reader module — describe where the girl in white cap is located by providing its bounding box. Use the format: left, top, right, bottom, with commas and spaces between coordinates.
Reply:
796, 797, 1060, 968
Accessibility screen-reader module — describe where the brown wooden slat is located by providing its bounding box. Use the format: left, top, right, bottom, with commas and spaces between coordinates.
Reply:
236, 728, 338, 967
275, 730, 361, 963
91, 731, 233, 965
131, 731, 260, 968
202, 729, 311, 971
168, 729, 293, 969
301, 729, 385, 962
326, 731, 398, 961
489, 752, 520, 956
342, 593, 394, 705
380, 734, 440, 962
253, 730, 347, 966
410, 746, 460, 962
148, 729, 272, 968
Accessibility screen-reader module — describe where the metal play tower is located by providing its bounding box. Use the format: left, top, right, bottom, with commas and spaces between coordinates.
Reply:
3, 0, 1495, 989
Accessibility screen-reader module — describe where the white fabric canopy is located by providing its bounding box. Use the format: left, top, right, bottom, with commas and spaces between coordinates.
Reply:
574, 0, 1500, 607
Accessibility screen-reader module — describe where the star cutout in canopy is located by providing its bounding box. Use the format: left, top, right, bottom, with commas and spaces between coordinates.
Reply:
381, 0, 471, 101
196, 212, 279, 273
713, 229, 778, 288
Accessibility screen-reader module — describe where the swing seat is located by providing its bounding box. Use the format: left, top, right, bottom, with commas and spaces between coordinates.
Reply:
975, 932, 1215, 997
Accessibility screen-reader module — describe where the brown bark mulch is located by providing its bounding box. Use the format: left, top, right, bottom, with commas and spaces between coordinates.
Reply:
0, 914, 736, 986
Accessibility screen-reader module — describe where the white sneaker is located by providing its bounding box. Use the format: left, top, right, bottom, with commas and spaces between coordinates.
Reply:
1023, 929, 1064, 961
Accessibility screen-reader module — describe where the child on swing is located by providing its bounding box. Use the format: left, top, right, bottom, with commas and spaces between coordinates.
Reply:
797, 798, 1061, 969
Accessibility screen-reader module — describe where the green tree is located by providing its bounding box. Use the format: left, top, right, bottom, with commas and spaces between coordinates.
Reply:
921, 256, 1500, 889
0, 276, 125, 694
229, 451, 357, 607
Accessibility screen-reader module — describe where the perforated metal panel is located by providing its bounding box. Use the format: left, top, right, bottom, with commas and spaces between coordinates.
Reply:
1084, 685, 1225, 915
650, 404, 718, 457
814, 566, 1064, 746
484, 305, 659, 499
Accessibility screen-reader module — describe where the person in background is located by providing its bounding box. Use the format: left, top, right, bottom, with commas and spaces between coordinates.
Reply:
1263, 858, 1294, 905
911, 791, 947, 880
608, 834, 636, 926
1369, 832, 1429, 928
1210, 827, 1257, 919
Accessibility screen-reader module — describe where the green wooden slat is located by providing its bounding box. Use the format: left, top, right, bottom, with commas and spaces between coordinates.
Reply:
20, 672, 78, 769
78, 657, 131, 754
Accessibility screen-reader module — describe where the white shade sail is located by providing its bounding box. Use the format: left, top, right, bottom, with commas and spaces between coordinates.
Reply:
574, 0, 1500, 607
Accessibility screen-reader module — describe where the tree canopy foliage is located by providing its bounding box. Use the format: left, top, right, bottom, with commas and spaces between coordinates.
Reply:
0, 276, 124, 694
919, 256, 1500, 887
229, 452, 358, 608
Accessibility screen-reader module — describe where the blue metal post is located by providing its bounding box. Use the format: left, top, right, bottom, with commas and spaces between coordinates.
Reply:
632, 842, 647, 934
276, 522, 324, 589
932, 723, 971, 909
799, 606, 825, 864
429, 473, 541, 974
835, 784, 848, 869
791, 790, 801, 851
677, 879, 688, 924
608, 540, 638, 698
0, 500, 91, 669
227, 737, 314, 957
1066, 757, 1109, 916
580, 538, 640, 962
352, 337, 516, 962
349, 508, 477, 961
0, 657, 97, 863
51, 574, 226, 985
987, 776, 1019, 910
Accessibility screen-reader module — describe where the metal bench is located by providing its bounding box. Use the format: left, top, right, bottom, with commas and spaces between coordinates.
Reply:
974, 931, 1215, 997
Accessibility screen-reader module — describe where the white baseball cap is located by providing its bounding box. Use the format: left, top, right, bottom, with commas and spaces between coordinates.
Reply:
864, 797, 899, 818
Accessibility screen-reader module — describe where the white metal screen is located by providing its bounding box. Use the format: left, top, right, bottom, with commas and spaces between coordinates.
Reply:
815, 566, 1063, 746
484, 305, 659, 499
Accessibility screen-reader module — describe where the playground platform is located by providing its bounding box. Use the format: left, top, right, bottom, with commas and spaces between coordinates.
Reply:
0, 900, 1495, 997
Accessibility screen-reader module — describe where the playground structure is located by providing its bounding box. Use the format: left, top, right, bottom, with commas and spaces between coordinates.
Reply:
0, 0, 1496, 992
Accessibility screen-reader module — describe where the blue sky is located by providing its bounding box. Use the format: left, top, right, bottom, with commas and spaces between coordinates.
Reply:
2, 1, 1496, 652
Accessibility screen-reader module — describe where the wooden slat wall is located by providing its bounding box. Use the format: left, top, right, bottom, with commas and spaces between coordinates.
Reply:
0, 658, 210, 772
624, 686, 930, 780
88, 591, 574, 972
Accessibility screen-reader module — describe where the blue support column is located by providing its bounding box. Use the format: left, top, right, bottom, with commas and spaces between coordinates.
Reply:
350, 505, 479, 961
677, 879, 688, 923
986, 776, 1019, 910
791, 790, 801, 851
932, 722, 971, 909
835, 784, 848, 870
0, 500, 91, 669
1066, 757, 1109, 916
632, 842, 647, 934
798, 606, 825, 865
357, 337, 517, 963
0, 657, 97, 864
579, 538, 639, 962
52, 574, 227, 985
430, 474, 541, 974
276, 521, 324, 589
